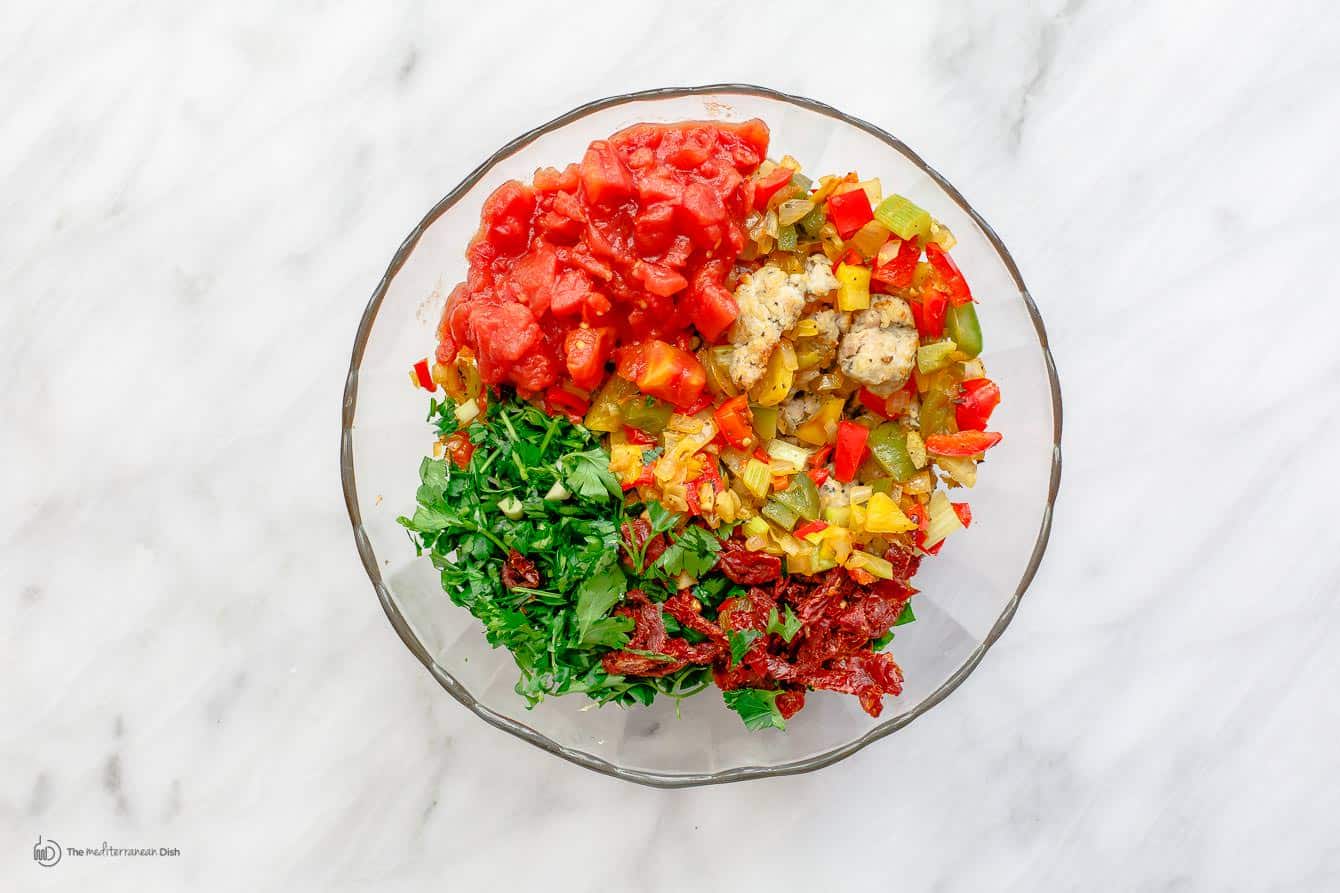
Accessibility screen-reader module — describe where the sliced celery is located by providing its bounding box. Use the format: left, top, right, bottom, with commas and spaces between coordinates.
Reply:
873, 195, 932, 242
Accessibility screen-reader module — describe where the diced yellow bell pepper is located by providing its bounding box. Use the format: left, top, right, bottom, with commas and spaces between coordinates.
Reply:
864, 491, 917, 533
792, 318, 820, 337
835, 262, 871, 311
608, 443, 647, 487
823, 504, 851, 527
787, 545, 838, 577
750, 342, 796, 407
794, 396, 846, 446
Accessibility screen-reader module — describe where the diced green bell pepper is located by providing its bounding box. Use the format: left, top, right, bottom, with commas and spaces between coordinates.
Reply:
761, 499, 800, 531
868, 423, 917, 482
798, 204, 827, 239
751, 404, 779, 442
773, 472, 821, 521
622, 395, 674, 434
777, 223, 798, 252
946, 302, 982, 358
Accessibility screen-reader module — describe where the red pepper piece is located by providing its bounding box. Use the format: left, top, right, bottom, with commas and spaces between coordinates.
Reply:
793, 520, 829, 538
832, 420, 869, 483
954, 378, 1000, 431
924, 430, 1003, 456
951, 502, 972, 528
924, 242, 972, 306
752, 166, 794, 211
826, 188, 874, 239
413, 358, 436, 391
544, 386, 589, 424
806, 467, 829, 488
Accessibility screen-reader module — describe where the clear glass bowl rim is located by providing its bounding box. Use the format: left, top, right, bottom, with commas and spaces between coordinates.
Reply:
340, 83, 1063, 788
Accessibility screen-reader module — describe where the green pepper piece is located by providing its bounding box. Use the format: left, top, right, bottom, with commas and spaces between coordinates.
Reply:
584, 375, 639, 432
773, 472, 820, 521
946, 302, 982, 358
918, 373, 959, 437
869, 477, 896, 495
798, 204, 827, 239
868, 423, 917, 481
751, 404, 779, 442
777, 223, 798, 252
761, 499, 799, 531
622, 395, 674, 434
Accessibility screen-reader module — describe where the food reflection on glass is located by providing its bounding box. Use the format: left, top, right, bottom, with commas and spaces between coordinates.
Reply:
398, 120, 1002, 730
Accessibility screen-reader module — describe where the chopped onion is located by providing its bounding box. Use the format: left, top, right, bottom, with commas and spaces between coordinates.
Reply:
766, 438, 811, 472
454, 398, 480, 425
777, 199, 815, 226
921, 490, 964, 549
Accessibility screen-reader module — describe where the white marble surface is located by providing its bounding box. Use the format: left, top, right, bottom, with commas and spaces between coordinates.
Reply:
4, 1, 1339, 890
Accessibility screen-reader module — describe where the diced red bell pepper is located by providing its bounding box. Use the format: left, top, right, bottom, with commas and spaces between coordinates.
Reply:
412, 358, 436, 391
871, 238, 920, 290
793, 520, 829, 538
905, 501, 943, 555
544, 386, 589, 424
806, 467, 829, 487
623, 426, 657, 446
622, 464, 655, 491
954, 378, 1001, 431
685, 477, 703, 516
951, 502, 972, 528
908, 290, 948, 338
832, 420, 869, 483
858, 387, 891, 418
713, 395, 755, 448
826, 188, 874, 239
752, 166, 795, 211
924, 430, 1003, 456
831, 247, 864, 274
924, 242, 972, 306
753, 445, 772, 463
808, 444, 833, 468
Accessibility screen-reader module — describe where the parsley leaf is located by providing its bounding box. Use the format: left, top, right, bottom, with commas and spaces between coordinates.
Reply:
722, 688, 786, 731
728, 629, 760, 667
575, 562, 628, 643
872, 630, 894, 651
765, 605, 803, 643
655, 525, 722, 578
561, 448, 621, 501
580, 616, 634, 649
646, 501, 681, 536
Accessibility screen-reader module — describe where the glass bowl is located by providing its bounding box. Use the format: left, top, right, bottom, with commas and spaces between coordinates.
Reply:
341, 85, 1061, 787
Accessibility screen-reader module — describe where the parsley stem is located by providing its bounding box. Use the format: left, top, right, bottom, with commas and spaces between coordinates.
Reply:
538, 416, 561, 456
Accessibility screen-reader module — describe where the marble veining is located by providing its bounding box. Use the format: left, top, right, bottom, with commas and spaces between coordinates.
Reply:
4, 1, 1340, 890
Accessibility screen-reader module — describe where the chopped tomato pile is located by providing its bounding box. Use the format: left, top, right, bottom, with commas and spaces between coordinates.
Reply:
434, 120, 771, 395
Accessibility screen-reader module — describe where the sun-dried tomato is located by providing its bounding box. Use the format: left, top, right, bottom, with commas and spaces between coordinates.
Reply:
716, 537, 782, 585
500, 549, 540, 591
619, 518, 667, 570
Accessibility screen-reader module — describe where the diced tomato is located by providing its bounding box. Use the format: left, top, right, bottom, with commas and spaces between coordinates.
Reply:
631, 261, 688, 297
752, 166, 794, 211
443, 431, 475, 469
563, 326, 614, 391
871, 238, 920, 290
793, 520, 828, 538
924, 431, 1003, 456
806, 467, 829, 487
680, 181, 727, 228
478, 180, 536, 255
713, 395, 754, 448
826, 188, 874, 239
832, 421, 869, 483
951, 502, 972, 528
412, 358, 435, 391
624, 426, 657, 446
628, 339, 706, 407
544, 386, 589, 424
924, 242, 972, 305
532, 164, 579, 192
955, 378, 1001, 431
579, 140, 634, 205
